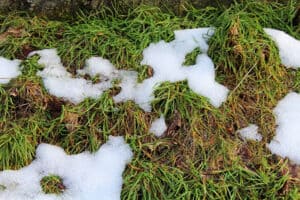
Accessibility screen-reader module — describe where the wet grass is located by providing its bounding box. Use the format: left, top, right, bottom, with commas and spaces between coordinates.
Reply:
0, 0, 299, 199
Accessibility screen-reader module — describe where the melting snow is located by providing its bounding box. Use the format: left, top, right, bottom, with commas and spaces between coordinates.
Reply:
237, 124, 262, 141
29, 28, 228, 111
0, 57, 21, 84
117, 27, 229, 111
149, 115, 167, 137
264, 28, 300, 68
77, 57, 116, 77
29, 49, 137, 104
268, 92, 300, 164
0, 136, 132, 200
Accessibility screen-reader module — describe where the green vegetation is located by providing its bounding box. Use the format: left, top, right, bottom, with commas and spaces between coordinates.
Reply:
0, 0, 299, 199
40, 175, 65, 194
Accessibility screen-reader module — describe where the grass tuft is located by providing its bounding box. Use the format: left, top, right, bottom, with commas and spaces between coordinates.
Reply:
40, 175, 66, 194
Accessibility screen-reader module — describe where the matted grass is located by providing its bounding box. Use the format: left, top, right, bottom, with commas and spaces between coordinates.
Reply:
0, 0, 299, 199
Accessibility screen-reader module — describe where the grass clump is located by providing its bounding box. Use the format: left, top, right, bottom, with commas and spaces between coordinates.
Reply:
0, 126, 35, 170
0, 0, 299, 199
40, 175, 66, 194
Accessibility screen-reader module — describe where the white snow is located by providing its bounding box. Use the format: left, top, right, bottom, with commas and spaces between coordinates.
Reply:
0, 57, 21, 84
264, 28, 300, 68
0, 136, 133, 200
115, 27, 229, 111
149, 115, 167, 137
29, 28, 228, 111
237, 124, 262, 141
77, 57, 116, 77
173, 27, 214, 54
113, 70, 138, 103
267, 92, 300, 164
29, 49, 137, 104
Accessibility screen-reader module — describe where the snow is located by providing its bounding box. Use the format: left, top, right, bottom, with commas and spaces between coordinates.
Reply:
267, 92, 300, 164
264, 28, 300, 68
137, 28, 228, 110
173, 27, 214, 54
116, 27, 229, 111
29, 49, 137, 104
183, 54, 229, 107
113, 70, 138, 103
149, 115, 167, 137
0, 57, 21, 84
29, 28, 228, 111
0, 136, 133, 200
237, 124, 262, 141
77, 57, 116, 77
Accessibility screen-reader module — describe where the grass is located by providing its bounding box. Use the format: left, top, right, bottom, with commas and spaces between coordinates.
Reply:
0, 0, 299, 199
40, 175, 66, 194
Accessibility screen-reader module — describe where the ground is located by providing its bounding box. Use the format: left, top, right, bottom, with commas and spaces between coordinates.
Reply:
0, 0, 299, 199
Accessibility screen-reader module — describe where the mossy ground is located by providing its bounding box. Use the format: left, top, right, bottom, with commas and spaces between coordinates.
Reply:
0, 0, 299, 199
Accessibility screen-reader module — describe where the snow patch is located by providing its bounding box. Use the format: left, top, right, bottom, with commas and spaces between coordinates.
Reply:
0, 136, 133, 200
149, 115, 167, 137
29, 28, 228, 111
113, 70, 138, 103
77, 57, 116, 77
237, 124, 262, 141
264, 28, 300, 68
268, 92, 300, 165
29, 49, 137, 104
0, 57, 21, 84
122, 27, 229, 111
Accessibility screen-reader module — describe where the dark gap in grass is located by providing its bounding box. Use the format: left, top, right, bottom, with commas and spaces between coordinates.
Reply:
7, 80, 45, 119
109, 86, 121, 96
11, 94, 34, 118
15, 45, 36, 60
46, 97, 64, 119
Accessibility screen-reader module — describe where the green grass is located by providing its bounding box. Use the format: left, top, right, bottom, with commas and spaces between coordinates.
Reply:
40, 175, 65, 194
0, 0, 299, 199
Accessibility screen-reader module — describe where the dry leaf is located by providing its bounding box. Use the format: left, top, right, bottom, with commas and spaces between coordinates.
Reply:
0, 27, 27, 43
